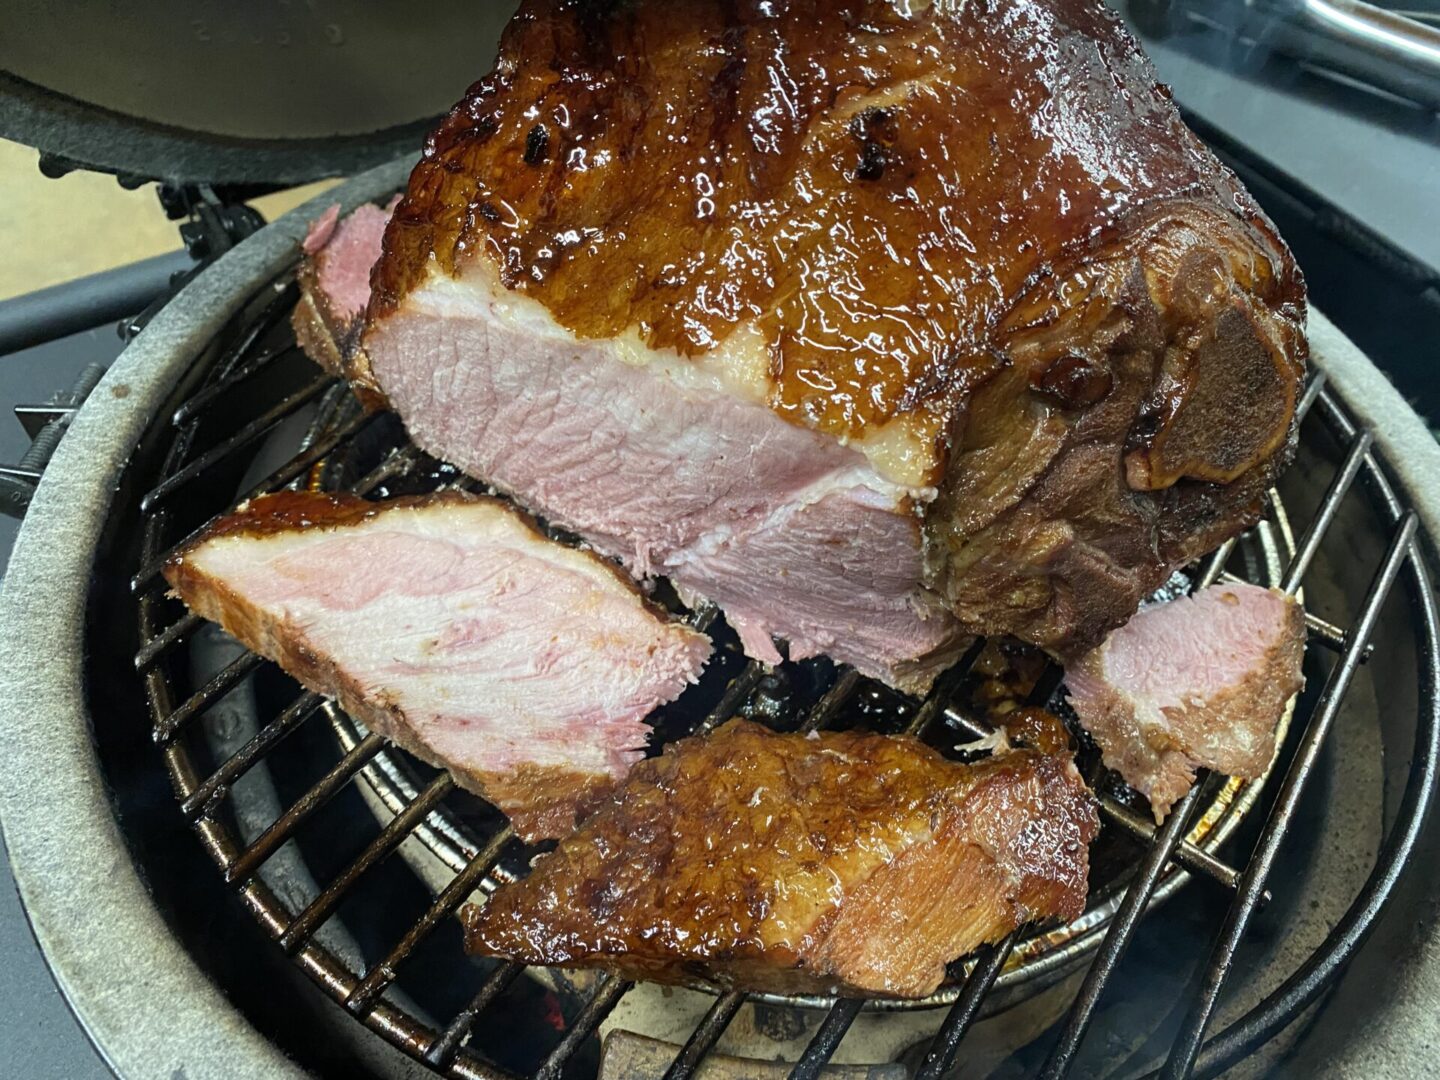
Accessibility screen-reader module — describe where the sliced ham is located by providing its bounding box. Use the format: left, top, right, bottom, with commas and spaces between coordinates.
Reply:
349, 0, 1305, 690
463, 720, 1098, 999
291, 197, 397, 390
1065, 582, 1305, 821
163, 490, 711, 841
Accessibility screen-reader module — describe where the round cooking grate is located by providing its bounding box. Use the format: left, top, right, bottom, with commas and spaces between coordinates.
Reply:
87, 194, 1439, 1078
301, 382, 1301, 1013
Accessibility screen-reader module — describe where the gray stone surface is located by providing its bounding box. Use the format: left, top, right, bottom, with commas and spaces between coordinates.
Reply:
1308, 315, 1440, 546
0, 325, 128, 1078
0, 155, 411, 1080
1293, 317, 1440, 1080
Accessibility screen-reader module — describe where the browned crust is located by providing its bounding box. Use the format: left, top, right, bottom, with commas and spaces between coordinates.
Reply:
458, 762, 621, 843
810, 750, 1094, 996
179, 488, 402, 542
931, 210, 1303, 654
367, 0, 1301, 435
1072, 591, 1305, 821
290, 255, 349, 378
162, 490, 699, 841
462, 721, 1098, 998
291, 254, 390, 411
1000, 707, 1073, 755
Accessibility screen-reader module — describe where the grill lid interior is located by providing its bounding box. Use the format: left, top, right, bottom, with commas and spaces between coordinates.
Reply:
0, 2, 516, 185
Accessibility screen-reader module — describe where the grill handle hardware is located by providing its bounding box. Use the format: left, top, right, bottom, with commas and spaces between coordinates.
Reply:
0, 361, 106, 519
1128, 0, 1440, 109
0, 180, 268, 518
158, 182, 268, 264
121, 184, 267, 342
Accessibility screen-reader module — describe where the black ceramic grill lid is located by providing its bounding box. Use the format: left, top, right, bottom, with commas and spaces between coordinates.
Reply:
0, 1, 518, 185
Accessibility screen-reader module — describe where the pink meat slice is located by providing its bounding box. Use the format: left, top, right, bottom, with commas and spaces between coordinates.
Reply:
291, 199, 398, 381
1065, 582, 1305, 821
361, 270, 964, 693
164, 490, 711, 841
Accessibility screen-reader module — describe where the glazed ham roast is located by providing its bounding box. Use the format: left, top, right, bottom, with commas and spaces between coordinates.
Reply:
1066, 581, 1306, 820
319, 0, 1307, 691
164, 490, 710, 841
463, 720, 1099, 998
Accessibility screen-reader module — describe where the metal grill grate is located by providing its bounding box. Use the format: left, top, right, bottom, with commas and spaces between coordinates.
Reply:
124, 269, 1439, 1079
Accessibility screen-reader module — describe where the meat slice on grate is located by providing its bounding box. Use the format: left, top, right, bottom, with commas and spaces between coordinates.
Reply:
355, 0, 1306, 692
462, 720, 1098, 998
1065, 582, 1306, 821
291, 198, 396, 389
163, 490, 711, 841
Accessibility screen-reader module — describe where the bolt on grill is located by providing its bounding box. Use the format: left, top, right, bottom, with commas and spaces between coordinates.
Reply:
124, 269, 1439, 1079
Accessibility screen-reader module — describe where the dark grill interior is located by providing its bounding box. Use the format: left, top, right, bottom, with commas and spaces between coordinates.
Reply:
107, 264, 1439, 1079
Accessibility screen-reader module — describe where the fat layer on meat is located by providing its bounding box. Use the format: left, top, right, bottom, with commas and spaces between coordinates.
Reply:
354, 0, 1306, 689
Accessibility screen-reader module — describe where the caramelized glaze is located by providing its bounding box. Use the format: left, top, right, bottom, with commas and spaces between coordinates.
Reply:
176, 489, 657, 607
371, 0, 1299, 444
463, 720, 1098, 998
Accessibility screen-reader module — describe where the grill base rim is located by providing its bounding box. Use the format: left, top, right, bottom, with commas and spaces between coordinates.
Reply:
0, 156, 413, 1080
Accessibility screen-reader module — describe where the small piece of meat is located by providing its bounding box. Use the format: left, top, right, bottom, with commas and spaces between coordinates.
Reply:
292, 199, 397, 383
463, 720, 1098, 998
163, 490, 711, 841
1065, 582, 1305, 821
1001, 707, 1074, 755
